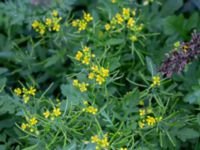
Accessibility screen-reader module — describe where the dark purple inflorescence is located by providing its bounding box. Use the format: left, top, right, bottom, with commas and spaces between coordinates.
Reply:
159, 32, 200, 77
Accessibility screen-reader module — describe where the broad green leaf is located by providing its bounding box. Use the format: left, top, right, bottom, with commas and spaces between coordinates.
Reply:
177, 128, 200, 142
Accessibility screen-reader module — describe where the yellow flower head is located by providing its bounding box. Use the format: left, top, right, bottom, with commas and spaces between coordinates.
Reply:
75, 51, 83, 61
111, 0, 116, 3
183, 45, 189, 53
29, 117, 38, 126
14, 88, 22, 96
122, 8, 130, 19
100, 67, 109, 77
91, 135, 100, 143
82, 56, 90, 65
83, 12, 93, 22
45, 18, 52, 26
79, 82, 89, 92
21, 123, 28, 130
53, 24, 60, 32
96, 75, 105, 85
23, 95, 30, 103
78, 20, 87, 31
83, 46, 90, 52
127, 17, 135, 28
146, 116, 156, 126
105, 23, 111, 31
115, 13, 124, 24
88, 72, 95, 79
120, 148, 128, 150
32, 20, 40, 29
151, 76, 161, 87
43, 110, 50, 118
53, 107, 61, 117
85, 106, 98, 115
138, 121, 145, 128
73, 79, 79, 87
139, 109, 145, 116
100, 135, 109, 148
52, 10, 58, 17
72, 19, 79, 27
91, 65, 99, 73
83, 100, 88, 105
28, 86, 36, 96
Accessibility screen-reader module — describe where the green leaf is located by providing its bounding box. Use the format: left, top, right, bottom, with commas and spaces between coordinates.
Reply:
105, 38, 124, 45
145, 56, 156, 76
60, 84, 87, 105
197, 113, 200, 125
177, 128, 200, 142
184, 89, 200, 104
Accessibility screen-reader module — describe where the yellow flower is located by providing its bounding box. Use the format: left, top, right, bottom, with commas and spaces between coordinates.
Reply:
86, 106, 98, 114
23, 95, 30, 103
75, 51, 83, 61
100, 67, 109, 77
79, 82, 89, 92
105, 23, 111, 31
120, 147, 128, 150
73, 80, 79, 87
130, 35, 138, 42
122, 8, 130, 19
39, 28, 45, 35
22, 87, 29, 95
139, 109, 145, 116
53, 107, 61, 117
100, 135, 109, 148
91, 65, 99, 72
138, 121, 145, 128
83, 12, 93, 22
32, 20, 40, 29
137, 24, 143, 31
115, 13, 124, 24
28, 87, 36, 96
111, 0, 116, 3
53, 24, 60, 32
45, 18, 52, 26
72, 20, 79, 27
146, 116, 156, 126
29, 117, 38, 126
127, 17, 135, 28
52, 10, 58, 17
151, 76, 161, 87
91, 135, 99, 143
96, 75, 105, 85
21, 123, 27, 130
83, 46, 90, 52
82, 56, 90, 65
88, 72, 95, 79
78, 20, 87, 31
14, 88, 22, 96
43, 110, 50, 118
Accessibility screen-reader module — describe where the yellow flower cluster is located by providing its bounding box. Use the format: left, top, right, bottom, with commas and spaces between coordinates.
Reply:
104, 8, 143, 43
83, 106, 98, 115
75, 46, 95, 65
71, 12, 93, 31
120, 148, 128, 150
73, 79, 89, 92
32, 10, 62, 35
89, 65, 109, 85
138, 108, 162, 128
91, 134, 109, 149
43, 107, 62, 120
150, 76, 161, 87
21, 117, 38, 133
74, 45, 109, 86
14, 86, 36, 103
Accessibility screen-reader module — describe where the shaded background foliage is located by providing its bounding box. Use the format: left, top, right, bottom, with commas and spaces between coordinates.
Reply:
0, 0, 200, 149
